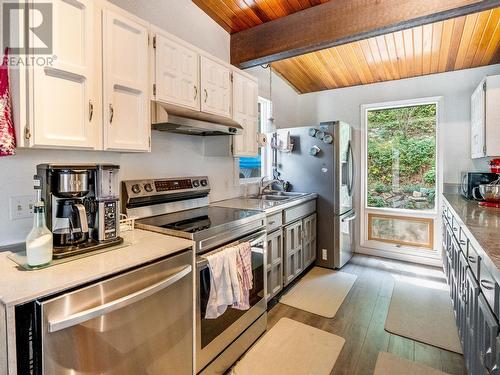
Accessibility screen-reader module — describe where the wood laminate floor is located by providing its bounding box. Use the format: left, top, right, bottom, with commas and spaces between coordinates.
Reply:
268, 255, 467, 375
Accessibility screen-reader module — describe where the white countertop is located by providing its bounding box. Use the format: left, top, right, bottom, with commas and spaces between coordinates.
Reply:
0, 229, 194, 307
211, 193, 318, 214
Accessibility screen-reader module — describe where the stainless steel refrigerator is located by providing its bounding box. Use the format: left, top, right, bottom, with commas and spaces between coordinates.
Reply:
277, 121, 355, 269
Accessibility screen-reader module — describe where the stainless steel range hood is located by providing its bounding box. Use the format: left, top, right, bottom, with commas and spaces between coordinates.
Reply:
152, 103, 243, 136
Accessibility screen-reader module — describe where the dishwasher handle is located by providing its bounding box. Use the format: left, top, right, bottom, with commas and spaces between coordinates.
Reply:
48, 264, 192, 333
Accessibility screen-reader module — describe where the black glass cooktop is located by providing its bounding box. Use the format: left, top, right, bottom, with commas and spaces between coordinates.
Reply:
137, 206, 262, 234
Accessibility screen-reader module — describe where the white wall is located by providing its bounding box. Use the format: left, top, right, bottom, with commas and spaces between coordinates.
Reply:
0, 0, 241, 246
298, 64, 500, 183
246, 66, 301, 128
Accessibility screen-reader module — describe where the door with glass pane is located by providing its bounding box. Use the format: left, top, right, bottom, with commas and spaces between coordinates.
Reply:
362, 101, 439, 258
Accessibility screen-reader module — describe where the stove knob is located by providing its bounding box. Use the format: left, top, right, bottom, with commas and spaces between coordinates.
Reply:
144, 183, 154, 192
192, 180, 200, 188
200, 179, 208, 187
131, 184, 142, 194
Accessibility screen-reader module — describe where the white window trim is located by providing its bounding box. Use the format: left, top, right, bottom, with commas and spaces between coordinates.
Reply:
238, 97, 273, 185
358, 97, 444, 264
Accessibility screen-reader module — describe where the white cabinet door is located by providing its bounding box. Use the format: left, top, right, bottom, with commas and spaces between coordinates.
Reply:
232, 72, 259, 157
154, 34, 199, 111
31, 0, 98, 149
103, 9, 150, 151
266, 229, 283, 299
200, 56, 231, 118
471, 80, 486, 159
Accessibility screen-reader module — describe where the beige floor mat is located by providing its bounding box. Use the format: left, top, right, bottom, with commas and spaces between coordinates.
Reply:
385, 281, 462, 354
374, 352, 450, 375
279, 267, 357, 318
231, 318, 345, 375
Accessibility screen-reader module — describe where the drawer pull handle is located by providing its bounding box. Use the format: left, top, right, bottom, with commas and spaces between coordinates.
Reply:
269, 221, 276, 225
468, 256, 476, 264
480, 279, 495, 291
460, 240, 466, 246
453, 227, 458, 232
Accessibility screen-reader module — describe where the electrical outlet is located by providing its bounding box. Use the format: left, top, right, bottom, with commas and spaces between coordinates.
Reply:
10, 195, 34, 220
322, 249, 328, 260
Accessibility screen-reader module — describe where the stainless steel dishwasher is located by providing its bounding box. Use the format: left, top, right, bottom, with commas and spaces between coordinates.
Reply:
15, 249, 193, 375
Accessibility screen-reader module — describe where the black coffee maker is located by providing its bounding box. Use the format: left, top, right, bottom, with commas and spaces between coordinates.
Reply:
36, 164, 123, 258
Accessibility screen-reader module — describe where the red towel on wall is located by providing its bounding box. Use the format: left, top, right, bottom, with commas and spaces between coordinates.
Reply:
0, 48, 16, 156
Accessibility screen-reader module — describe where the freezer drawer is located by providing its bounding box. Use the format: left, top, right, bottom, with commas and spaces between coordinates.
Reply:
39, 250, 193, 375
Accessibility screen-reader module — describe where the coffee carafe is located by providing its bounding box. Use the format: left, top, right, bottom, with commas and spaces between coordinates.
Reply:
53, 200, 89, 247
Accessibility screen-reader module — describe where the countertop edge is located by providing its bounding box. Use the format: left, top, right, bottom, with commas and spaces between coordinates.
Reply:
442, 194, 500, 284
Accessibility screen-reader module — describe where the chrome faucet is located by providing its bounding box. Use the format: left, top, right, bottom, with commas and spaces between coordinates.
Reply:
259, 177, 282, 196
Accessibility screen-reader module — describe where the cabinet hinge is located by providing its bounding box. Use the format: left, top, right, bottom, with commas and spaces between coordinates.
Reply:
483, 81, 487, 91
483, 145, 487, 154
149, 136, 151, 148
230, 74, 233, 83
24, 127, 31, 140
153, 36, 156, 49
153, 84, 156, 96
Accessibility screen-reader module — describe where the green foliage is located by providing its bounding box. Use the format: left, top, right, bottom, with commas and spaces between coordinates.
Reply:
367, 104, 437, 210
367, 194, 388, 208
424, 167, 436, 185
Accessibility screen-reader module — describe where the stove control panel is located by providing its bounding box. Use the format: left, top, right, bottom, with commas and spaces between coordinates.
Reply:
122, 176, 210, 200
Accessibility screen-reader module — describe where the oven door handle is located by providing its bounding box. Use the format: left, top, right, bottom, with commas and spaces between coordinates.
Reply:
47, 265, 192, 333
197, 230, 266, 270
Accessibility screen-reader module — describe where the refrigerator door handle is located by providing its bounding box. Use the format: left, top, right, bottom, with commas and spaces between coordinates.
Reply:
341, 212, 357, 222
347, 140, 355, 196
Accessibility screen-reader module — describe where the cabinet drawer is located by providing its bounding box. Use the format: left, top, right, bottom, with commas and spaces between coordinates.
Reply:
467, 243, 481, 279
266, 213, 282, 233
284, 200, 316, 224
479, 265, 499, 319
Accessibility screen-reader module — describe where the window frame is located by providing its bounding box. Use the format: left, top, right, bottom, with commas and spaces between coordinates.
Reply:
238, 97, 272, 185
359, 97, 444, 263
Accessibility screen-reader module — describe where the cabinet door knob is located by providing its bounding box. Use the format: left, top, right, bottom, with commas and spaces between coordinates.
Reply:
109, 104, 114, 124
89, 100, 94, 122
204, 89, 208, 103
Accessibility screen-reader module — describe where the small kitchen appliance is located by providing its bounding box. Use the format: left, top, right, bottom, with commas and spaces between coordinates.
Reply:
473, 177, 500, 208
461, 172, 499, 200
122, 176, 266, 374
36, 164, 122, 258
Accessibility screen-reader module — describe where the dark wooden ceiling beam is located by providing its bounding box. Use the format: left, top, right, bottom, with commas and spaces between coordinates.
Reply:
230, 0, 500, 68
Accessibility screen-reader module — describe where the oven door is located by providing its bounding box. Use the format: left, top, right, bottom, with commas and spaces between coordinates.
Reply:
196, 230, 267, 372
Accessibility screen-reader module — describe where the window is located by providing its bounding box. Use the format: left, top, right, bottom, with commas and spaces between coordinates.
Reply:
361, 98, 441, 258
239, 97, 272, 182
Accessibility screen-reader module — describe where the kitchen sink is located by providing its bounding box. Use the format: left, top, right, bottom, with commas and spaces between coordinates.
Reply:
260, 195, 290, 201
258, 191, 310, 201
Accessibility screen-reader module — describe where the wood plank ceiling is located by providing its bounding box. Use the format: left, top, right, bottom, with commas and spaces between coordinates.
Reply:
192, 0, 329, 33
193, 1, 500, 93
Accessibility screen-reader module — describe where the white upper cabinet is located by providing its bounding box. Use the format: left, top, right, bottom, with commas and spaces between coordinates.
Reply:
102, 8, 150, 152
154, 33, 200, 111
200, 56, 231, 118
471, 75, 500, 159
232, 71, 259, 157
30, 0, 98, 149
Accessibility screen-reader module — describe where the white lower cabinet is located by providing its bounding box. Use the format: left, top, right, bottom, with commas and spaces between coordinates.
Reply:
102, 8, 150, 151
29, 0, 99, 149
266, 229, 283, 299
